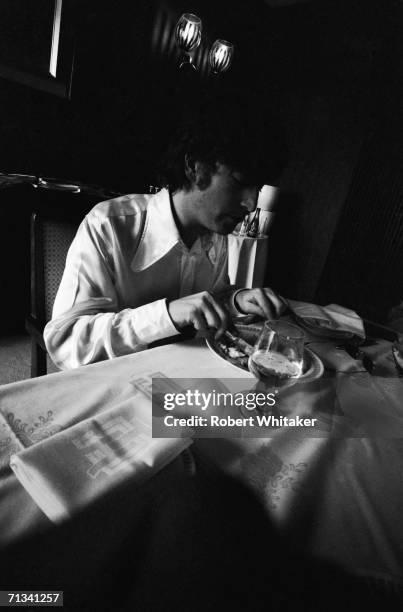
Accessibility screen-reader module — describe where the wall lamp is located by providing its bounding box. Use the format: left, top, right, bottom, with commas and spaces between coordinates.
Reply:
175, 13, 234, 74
208, 39, 234, 74
175, 13, 202, 69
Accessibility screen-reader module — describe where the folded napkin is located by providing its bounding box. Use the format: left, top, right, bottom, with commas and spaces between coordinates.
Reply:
10, 394, 191, 523
287, 300, 365, 341
306, 342, 366, 373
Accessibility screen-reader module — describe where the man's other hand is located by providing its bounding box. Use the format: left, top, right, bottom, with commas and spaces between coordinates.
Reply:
168, 291, 229, 339
234, 288, 287, 319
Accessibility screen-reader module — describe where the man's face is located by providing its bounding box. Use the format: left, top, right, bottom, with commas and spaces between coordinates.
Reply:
193, 163, 260, 235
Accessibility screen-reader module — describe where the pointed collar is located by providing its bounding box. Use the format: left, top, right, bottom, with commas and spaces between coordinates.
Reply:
131, 189, 180, 272
131, 188, 217, 272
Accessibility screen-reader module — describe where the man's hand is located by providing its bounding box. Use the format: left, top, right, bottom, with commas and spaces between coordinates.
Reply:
168, 291, 229, 338
234, 288, 287, 319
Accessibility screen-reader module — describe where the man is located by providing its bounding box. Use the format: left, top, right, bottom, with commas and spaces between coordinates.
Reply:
44, 95, 287, 369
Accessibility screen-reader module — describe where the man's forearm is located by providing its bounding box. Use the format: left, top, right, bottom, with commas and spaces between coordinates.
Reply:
44, 299, 180, 370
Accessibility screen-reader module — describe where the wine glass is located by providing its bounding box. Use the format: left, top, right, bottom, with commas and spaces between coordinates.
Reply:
248, 320, 305, 415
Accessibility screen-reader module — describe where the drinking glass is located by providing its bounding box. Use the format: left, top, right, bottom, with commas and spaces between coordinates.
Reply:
249, 320, 305, 401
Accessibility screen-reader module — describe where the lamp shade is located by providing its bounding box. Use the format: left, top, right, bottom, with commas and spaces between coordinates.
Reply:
175, 13, 202, 53
208, 39, 234, 74
257, 185, 279, 211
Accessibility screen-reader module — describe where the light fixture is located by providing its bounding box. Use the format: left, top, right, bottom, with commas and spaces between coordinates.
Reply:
175, 13, 202, 69
208, 39, 234, 74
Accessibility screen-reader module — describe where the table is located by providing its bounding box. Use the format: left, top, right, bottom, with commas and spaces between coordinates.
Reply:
0, 336, 403, 590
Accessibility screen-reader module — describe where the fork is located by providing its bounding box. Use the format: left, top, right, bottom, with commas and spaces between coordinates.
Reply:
337, 342, 374, 374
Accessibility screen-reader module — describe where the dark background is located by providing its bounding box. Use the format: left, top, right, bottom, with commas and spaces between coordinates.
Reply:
0, 0, 402, 333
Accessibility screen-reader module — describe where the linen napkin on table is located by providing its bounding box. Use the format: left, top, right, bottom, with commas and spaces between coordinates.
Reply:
10, 394, 191, 523
287, 299, 365, 341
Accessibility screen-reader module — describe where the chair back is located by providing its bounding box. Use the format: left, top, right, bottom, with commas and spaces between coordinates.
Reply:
30, 212, 82, 325
43, 219, 79, 322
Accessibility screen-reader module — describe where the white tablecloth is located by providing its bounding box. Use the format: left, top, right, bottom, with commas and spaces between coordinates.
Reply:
0, 337, 402, 587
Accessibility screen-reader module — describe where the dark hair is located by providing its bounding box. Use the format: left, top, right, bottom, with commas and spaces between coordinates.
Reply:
157, 90, 287, 191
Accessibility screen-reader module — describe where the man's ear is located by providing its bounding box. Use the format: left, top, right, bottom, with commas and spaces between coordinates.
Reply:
184, 154, 197, 184
184, 155, 212, 190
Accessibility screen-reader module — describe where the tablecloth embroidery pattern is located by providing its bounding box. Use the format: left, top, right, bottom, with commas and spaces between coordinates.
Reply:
0, 410, 63, 468
0, 424, 20, 465
71, 414, 151, 479
239, 443, 308, 510
7, 410, 63, 445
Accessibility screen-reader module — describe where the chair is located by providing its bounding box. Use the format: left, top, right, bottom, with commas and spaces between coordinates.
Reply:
25, 211, 82, 377
24, 185, 155, 377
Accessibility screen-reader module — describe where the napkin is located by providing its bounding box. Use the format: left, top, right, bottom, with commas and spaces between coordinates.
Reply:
10, 395, 191, 523
306, 342, 366, 373
287, 300, 365, 341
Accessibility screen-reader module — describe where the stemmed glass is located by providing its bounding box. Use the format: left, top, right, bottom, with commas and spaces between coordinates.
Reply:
248, 320, 305, 415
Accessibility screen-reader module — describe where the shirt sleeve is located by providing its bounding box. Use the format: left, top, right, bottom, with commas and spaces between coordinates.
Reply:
44, 213, 179, 370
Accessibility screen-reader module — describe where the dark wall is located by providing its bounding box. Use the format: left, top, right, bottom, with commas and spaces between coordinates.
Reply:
316, 2, 403, 321
0, 1, 161, 191
264, 0, 389, 303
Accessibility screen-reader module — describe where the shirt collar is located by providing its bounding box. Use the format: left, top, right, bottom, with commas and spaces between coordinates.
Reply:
131, 188, 217, 272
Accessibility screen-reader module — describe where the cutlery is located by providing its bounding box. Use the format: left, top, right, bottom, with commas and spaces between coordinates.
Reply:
223, 330, 254, 355
338, 342, 374, 374
363, 319, 399, 342
391, 342, 403, 377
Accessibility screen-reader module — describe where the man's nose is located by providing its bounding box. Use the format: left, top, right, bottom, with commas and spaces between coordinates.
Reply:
241, 188, 259, 212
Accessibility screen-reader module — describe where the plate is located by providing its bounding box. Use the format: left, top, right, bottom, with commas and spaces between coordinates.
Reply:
206, 330, 324, 384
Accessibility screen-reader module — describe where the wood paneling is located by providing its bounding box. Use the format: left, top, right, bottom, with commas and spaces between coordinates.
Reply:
316, 4, 403, 321
316, 124, 403, 321
266, 84, 370, 301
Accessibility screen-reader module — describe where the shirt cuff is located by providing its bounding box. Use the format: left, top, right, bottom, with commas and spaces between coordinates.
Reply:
228, 289, 247, 317
130, 298, 180, 344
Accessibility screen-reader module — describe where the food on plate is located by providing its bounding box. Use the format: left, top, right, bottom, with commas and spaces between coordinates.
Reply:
216, 338, 249, 369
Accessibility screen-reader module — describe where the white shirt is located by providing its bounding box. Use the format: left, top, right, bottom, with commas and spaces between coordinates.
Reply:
44, 189, 237, 369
